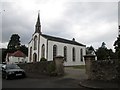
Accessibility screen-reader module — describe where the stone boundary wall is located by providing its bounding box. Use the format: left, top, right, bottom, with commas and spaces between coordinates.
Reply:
84, 54, 119, 81
18, 61, 54, 76
90, 60, 118, 81
17, 56, 64, 78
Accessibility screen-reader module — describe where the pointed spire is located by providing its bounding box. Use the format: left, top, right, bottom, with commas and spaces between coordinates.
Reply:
35, 11, 41, 34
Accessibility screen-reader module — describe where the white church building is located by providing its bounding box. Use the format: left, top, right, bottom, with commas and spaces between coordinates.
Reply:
28, 13, 86, 66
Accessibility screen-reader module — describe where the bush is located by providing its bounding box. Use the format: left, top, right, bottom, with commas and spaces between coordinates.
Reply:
40, 57, 47, 62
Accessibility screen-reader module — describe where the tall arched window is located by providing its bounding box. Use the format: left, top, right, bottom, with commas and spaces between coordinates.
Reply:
34, 36, 37, 50
80, 49, 83, 62
53, 45, 57, 60
33, 53, 37, 62
72, 47, 75, 62
30, 47, 32, 62
64, 46, 67, 62
41, 44, 45, 58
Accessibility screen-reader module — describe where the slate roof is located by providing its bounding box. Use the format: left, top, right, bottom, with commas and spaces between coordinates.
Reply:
41, 34, 86, 47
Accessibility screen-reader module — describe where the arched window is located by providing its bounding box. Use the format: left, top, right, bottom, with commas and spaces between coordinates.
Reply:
34, 36, 37, 50
33, 53, 37, 62
80, 49, 83, 62
64, 46, 67, 62
72, 47, 75, 62
41, 44, 45, 58
30, 47, 32, 62
53, 45, 57, 60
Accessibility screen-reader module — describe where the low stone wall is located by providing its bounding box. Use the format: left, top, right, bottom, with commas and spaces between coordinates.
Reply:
90, 60, 118, 81
84, 54, 118, 81
18, 61, 55, 77
17, 56, 64, 78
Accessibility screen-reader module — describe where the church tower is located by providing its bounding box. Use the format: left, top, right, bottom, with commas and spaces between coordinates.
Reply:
35, 13, 41, 34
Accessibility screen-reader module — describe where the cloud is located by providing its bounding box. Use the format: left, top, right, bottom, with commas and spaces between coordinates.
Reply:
1, 1, 118, 50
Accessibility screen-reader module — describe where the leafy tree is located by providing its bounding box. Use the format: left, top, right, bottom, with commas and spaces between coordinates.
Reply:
96, 42, 116, 60
114, 30, 120, 81
19, 45, 28, 56
114, 35, 120, 59
7, 34, 21, 53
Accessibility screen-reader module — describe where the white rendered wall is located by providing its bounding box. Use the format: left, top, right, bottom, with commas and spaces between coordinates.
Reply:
8, 56, 28, 64
38, 35, 47, 61
28, 34, 47, 62
47, 40, 86, 66
28, 33, 40, 62
28, 33, 86, 66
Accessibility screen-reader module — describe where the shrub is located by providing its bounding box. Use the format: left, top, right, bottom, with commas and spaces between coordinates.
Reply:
40, 57, 47, 62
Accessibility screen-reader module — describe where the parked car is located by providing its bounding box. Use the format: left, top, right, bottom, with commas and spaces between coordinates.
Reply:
2, 64, 26, 80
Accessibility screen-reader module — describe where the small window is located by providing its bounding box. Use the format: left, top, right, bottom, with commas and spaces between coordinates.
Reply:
80, 49, 83, 62
64, 46, 67, 61
29, 47, 32, 62
41, 44, 45, 58
33, 53, 37, 62
53, 45, 57, 60
34, 36, 37, 50
72, 47, 75, 61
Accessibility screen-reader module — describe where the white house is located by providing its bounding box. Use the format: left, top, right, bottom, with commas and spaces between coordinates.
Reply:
6, 50, 28, 64
28, 13, 86, 66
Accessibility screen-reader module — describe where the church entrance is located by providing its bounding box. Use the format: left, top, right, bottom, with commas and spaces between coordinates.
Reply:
33, 53, 37, 62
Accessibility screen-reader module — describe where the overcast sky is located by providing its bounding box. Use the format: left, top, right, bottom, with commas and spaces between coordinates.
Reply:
0, 0, 119, 51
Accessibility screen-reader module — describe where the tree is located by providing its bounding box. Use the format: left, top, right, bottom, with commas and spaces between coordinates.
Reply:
114, 35, 120, 59
96, 42, 116, 60
7, 34, 21, 53
20, 45, 28, 56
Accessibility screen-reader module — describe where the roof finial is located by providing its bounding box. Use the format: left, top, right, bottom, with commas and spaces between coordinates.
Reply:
38, 10, 40, 14
35, 10, 41, 34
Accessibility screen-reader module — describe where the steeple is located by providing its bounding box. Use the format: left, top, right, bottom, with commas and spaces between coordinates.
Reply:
35, 12, 41, 34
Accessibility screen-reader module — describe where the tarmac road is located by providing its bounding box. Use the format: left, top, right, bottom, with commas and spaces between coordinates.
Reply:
2, 77, 88, 88
2, 68, 89, 88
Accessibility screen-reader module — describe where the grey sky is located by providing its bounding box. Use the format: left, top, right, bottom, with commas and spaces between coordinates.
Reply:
0, 0, 119, 50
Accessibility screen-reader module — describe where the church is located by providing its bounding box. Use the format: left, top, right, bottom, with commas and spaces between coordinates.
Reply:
28, 13, 86, 66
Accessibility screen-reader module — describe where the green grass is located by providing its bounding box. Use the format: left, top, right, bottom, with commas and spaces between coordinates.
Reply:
65, 65, 85, 69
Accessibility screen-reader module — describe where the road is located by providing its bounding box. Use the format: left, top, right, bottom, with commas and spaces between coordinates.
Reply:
2, 68, 90, 88
3, 77, 85, 88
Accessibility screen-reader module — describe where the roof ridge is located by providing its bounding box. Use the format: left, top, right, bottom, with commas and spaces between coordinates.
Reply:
41, 34, 86, 46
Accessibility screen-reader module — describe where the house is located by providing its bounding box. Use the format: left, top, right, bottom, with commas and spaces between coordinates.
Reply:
28, 13, 86, 66
6, 50, 28, 64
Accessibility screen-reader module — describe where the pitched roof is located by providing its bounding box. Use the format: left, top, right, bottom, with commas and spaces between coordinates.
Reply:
10, 50, 26, 57
41, 34, 86, 47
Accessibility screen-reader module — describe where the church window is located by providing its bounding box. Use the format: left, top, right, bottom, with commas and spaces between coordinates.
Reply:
53, 45, 57, 60
33, 53, 37, 62
30, 47, 32, 62
64, 46, 67, 62
72, 47, 75, 62
41, 44, 45, 58
34, 36, 37, 50
80, 49, 83, 62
